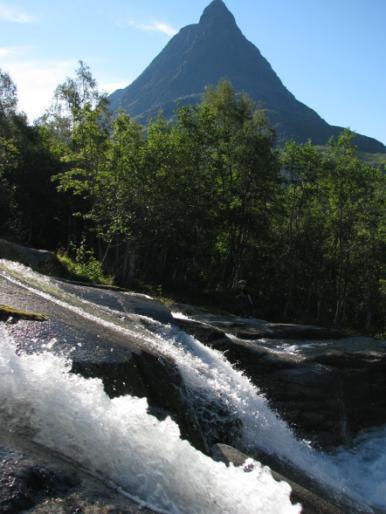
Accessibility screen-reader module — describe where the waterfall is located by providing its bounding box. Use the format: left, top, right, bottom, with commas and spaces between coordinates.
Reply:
0, 259, 385, 512
0, 326, 298, 514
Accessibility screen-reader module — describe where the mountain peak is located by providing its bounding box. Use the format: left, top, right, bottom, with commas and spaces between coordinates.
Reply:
199, 0, 236, 27
109, 0, 385, 154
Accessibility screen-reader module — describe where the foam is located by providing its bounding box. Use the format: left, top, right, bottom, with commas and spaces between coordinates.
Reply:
0, 325, 299, 514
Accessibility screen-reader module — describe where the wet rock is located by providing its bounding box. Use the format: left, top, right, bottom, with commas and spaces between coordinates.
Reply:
173, 317, 228, 345
234, 323, 347, 341
172, 306, 347, 340
1, 261, 384, 511
0, 432, 155, 513
0, 274, 208, 454
0, 239, 66, 277
0, 239, 172, 324
175, 312, 386, 449
56, 280, 173, 324
211, 444, 369, 514
0, 454, 68, 513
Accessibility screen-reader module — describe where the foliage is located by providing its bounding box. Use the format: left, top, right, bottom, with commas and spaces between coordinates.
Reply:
0, 63, 384, 332
0, 68, 70, 247
0, 69, 17, 117
278, 132, 385, 328
57, 241, 113, 285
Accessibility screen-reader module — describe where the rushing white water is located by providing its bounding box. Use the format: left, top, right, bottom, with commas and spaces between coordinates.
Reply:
148, 319, 384, 512
0, 260, 385, 512
332, 426, 386, 508
0, 326, 299, 514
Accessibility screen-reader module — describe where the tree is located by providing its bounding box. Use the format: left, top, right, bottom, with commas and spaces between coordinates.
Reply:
278, 131, 386, 330
54, 60, 104, 123
0, 69, 68, 247
280, 140, 326, 319
323, 131, 385, 326
0, 69, 17, 118
0, 137, 19, 235
198, 81, 280, 288
0, 70, 21, 238
38, 62, 112, 248
39, 61, 108, 149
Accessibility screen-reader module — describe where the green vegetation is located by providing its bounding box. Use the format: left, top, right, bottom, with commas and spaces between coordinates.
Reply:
0, 63, 385, 332
57, 242, 114, 286
360, 152, 386, 169
316, 145, 386, 170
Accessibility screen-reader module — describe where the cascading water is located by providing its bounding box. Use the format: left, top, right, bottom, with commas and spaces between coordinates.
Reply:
0, 260, 385, 513
139, 316, 386, 512
0, 326, 299, 514
332, 426, 386, 507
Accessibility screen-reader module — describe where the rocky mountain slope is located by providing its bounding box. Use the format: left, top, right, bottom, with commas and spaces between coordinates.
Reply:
109, 0, 385, 153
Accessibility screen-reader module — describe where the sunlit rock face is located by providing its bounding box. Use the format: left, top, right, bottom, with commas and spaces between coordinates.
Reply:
109, 0, 385, 153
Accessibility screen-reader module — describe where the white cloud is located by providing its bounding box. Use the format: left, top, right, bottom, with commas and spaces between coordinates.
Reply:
143, 22, 177, 37
0, 47, 13, 58
0, 3, 36, 23
1, 49, 76, 120
118, 19, 177, 37
101, 81, 128, 94
0, 46, 28, 58
0, 47, 129, 119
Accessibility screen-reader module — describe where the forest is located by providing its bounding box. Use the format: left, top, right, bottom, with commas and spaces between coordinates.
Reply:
0, 62, 385, 332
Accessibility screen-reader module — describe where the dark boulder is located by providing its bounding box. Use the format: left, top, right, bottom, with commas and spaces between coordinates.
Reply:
173, 317, 228, 345
56, 279, 173, 324
172, 307, 347, 340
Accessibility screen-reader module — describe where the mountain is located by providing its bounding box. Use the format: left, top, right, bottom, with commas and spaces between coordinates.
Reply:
109, 0, 385, 153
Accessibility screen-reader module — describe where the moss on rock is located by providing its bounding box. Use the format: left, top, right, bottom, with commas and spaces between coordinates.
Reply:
0, 304, 48, 323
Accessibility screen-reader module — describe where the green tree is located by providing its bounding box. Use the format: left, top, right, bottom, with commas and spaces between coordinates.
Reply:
279, 132, 385, 330
323, 131, 385, 326
280, 140, 326, 319
0, 69, 17, 118
202, 82, 280, 288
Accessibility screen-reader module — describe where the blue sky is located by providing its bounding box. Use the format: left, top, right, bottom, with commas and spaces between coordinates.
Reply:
1, 0, 385, 145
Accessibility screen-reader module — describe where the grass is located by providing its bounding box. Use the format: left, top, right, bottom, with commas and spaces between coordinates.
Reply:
57, 250, 114, 287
